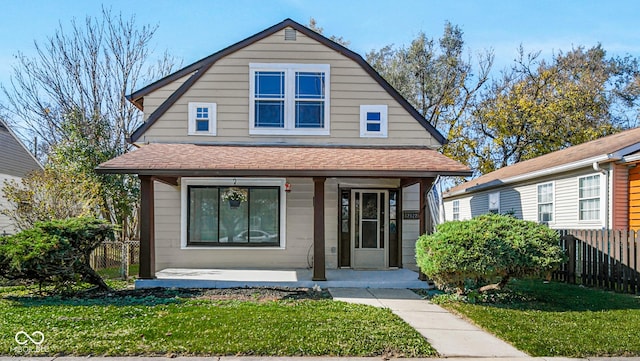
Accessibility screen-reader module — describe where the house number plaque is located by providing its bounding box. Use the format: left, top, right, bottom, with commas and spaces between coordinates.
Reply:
402, 210, 420, 220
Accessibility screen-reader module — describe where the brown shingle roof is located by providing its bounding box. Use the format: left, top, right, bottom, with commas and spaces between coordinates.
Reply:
446, 127, 640, 196
96, 144, 470, 178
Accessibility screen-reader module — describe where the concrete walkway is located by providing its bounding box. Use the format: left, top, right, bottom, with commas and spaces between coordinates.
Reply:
329, 288, 528, 358
4, 357, 640, 361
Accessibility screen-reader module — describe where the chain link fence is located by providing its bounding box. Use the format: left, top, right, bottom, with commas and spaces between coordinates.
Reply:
90, 240, 140, 279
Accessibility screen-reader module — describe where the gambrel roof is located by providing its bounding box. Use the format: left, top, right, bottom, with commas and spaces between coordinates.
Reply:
126, 18, 447, 144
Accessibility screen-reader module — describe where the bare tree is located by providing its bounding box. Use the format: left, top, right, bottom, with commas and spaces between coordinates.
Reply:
1, 7, 179, 238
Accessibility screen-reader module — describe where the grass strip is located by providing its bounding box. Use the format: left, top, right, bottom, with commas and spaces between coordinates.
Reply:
438, 279, 640, 357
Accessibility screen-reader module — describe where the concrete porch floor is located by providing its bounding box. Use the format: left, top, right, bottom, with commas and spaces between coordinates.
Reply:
135, 268, 433, 289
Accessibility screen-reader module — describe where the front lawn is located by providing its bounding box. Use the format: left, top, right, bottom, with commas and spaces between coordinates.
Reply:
0, 286, 435, 357
436, 280, 640, 357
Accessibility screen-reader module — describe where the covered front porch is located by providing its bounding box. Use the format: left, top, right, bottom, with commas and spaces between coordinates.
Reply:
96, 144, 471, 285
135, 268, 432, 289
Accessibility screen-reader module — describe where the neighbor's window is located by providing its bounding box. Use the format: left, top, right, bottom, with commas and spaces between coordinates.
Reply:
360, 105, 388, 138
537, 182, 554, 223
187, 186, 280, 246
188, 102, 217, 135
578, 174, 600, 221
250, 63, 330, 135
452, 200, 460, 220
488, 192, 500, 214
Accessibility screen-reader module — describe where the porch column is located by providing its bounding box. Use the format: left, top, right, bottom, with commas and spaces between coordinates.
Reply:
139, 175, 156, 279
418, 178, 434, 281
312, 177, 326, 281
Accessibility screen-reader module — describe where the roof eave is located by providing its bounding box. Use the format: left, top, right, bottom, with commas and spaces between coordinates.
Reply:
444, 154, 615, 198
95, 167, 471, 178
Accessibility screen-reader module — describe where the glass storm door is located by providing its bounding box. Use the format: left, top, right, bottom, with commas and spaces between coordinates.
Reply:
352, 190, 388, 268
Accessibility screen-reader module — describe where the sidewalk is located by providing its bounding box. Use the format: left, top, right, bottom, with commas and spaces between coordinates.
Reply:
3, 357, 640, 361
328, 288, 527, 358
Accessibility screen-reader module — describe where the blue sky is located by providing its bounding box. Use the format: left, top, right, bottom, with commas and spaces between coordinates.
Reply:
1, 0, 640, 96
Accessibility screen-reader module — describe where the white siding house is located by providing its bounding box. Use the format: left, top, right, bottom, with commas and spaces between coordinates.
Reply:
443, 127, 640, 230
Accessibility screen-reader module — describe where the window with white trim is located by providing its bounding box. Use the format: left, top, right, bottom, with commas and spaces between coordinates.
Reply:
249, 63, 330, 135
488, 192, 500, 214
188, 102, 216, 135
537, 182, 554, 223
360, 105, 388, 137
452, 200, 460, 220
578, 174, 601, 221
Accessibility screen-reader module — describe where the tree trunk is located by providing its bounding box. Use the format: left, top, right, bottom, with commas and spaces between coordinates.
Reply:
478, 275, 511, 293
76, 262, 112, 291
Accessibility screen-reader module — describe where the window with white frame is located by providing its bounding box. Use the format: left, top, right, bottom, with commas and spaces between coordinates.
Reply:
488, 192, 500, 214
537, 182, 554, 223
188, 102, 216, 135
360, 105, 388, 137
249, 63, 330, 135
578, 174, 601, 221
452, 200, 460, 220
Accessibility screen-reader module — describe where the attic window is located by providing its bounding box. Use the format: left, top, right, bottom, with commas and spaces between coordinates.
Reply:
284, 29, 296, 41
359, 105, 388, 138
188, 102, 217, 136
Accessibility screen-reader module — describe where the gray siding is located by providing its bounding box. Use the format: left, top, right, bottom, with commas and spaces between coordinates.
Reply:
0, 123, 41, 178
443, 166, 611, 229
0, 174, 20, 234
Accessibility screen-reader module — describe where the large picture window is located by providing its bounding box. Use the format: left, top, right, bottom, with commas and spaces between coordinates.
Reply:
187, 185, 280, 247
249, 63, 330, 135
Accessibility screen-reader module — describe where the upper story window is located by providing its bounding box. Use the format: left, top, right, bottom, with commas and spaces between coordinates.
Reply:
249, 63, 330, 135
488, 192, 500, 214
452, 200, 460, 220
578, 174, 601, 221
360, 105, 388, 138
188, 102, 216, 136
537, 182, 554, 223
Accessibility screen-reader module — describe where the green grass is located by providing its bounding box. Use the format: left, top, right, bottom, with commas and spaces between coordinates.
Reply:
96, 264, 139, 280
437, 280, 640, 357
0, 286, 435, 357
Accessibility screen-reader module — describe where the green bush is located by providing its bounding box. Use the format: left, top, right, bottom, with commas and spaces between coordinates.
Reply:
0, 217, 116, 292
416, 213, 565, 293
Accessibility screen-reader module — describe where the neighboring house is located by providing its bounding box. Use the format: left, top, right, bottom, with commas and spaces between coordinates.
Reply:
443, 127, 640, 230
97, 19, 470, 281
0, 119, 42, 234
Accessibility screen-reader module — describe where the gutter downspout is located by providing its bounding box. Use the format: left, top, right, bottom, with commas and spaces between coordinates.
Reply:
592, 161, 609, 229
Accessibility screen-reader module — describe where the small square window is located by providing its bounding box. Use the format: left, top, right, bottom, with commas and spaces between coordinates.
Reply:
188, 102, 216, 136
360, 105, 388, 138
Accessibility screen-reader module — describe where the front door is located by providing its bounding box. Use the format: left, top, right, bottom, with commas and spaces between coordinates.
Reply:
351, 190, 388, 268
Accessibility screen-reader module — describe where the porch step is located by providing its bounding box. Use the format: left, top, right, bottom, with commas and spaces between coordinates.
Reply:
135, 268, 434, 289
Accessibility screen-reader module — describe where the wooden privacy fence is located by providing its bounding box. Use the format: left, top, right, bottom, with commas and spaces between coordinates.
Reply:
553, 229, 640, 293
90, 240, 140, 279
